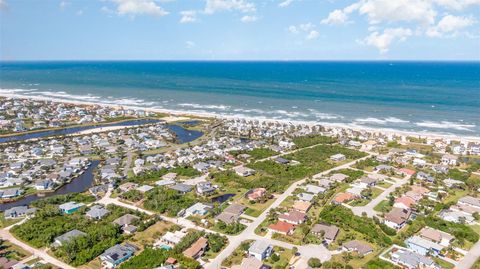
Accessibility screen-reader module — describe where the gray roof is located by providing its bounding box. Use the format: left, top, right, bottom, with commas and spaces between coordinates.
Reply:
224, 204, 246, 215
86, 205, 110, 219
392, 249, 436, 268
249, 240, 271, 255
100, 244, 136, 264
54, 229, 87, 246
4, 206, 36, 217
169, 183, 193, 193
343, 240, 373, 255
113, 214, 140, 226
311, 224, 339, 241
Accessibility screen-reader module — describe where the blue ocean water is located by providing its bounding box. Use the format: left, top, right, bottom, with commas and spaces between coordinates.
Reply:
0, 61, 479, 137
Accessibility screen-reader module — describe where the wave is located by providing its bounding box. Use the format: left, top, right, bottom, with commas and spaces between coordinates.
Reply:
178, 103, 231, 111
355, 117, 410, 125
415, 121, 476, 132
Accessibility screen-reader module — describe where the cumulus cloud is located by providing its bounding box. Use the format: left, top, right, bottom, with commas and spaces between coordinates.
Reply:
204, 0, 256, 14
106, 0, 168, 17
180, 10, 197, 23
0, 0, 7, 10
363, 27, 412, 53
279, 0, 295, 7
321, 9, 349, 25
321, 0, 479, 53
426, 14, 475, 36
241, 15, 257, 23
288, 23, 319, 40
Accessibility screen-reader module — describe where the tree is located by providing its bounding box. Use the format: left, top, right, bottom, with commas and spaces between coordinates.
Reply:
308, 258, 322, 268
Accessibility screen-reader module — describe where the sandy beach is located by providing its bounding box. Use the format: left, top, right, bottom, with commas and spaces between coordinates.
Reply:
1, 92, 479, 142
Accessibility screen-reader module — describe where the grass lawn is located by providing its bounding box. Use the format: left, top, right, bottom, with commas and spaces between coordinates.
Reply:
374, 200, 393, 213
221, 240, 253, 267
78, 258, 103, 269
377, 181, 393, 188
241, 197, 276, 217
371, 187, 384, 199
433, 257, 455, 269
443, 189, 470, 204
0, 214, 22, 228
330, 249, 379, 269
349, 198, 370, 207
129, 221, 175, 247
264, 246, 295, 268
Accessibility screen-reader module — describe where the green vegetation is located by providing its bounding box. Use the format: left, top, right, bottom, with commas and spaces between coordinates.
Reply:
308, 257, 322, 268
354, 158, 380, 170
364, 258, 401, 269
129, 166, 200, 184
232, 148, 278, 160
144, 187, 195, 217
30, 193, 95, 208
447, 168, 470, 181
424, 216, 479, 244
292, 135, 337, 148
214, 220, 246, 235
11, 205, 147, 266
332, 169, 365, 183
319, 205, 392, 246
118, 247, 200, 269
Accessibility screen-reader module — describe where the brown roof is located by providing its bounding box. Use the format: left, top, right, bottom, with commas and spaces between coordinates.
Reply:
278, 210, 306, 223
293, 200, 311, 213
333, 192, 356, 204
224, 204, 246, 215
183, 237, 208, 258
268, 221, 295, 234
311, 224, 339, 241
385, 208, 411, 225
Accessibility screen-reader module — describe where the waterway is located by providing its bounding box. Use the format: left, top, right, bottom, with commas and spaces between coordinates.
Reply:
0, 160, 100, 211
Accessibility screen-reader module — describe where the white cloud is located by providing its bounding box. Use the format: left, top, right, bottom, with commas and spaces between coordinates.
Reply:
76, 9, 84, 16
204, 0, 256, 14
185, 41, 196, 48
279, 0, 295, 7
363, 27, 412, 53
434, 0, 480, 10
321, 9, 349, 25
288, 23, 319, 40
60, 1, 68, 10
107, 0, 168, 17
426, 14, 475, 37
306, 30, 320, 40
241, 15, 257, 23
358, 0, 437, 25
180, 10, 197, 23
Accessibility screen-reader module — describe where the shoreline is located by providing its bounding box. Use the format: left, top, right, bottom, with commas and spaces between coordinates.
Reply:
1, 92, 479, 142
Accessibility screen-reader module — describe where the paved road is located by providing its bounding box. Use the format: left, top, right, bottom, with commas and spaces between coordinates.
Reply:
0, 228, 75, 269
204, 154, 373, 269
456, 239, 480, 269
123, 151, 134, 177
351, 174, 408, 218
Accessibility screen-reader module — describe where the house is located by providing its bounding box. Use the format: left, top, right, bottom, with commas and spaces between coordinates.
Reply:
196, 182, 217, 196
330, 154, 346, 162
0, 188, 22, 199
311, 224, 339, 244
59, 202, 85, 214
100, 244, 136, 268
113, 214, 140, 233
232, 257, 267, 269
332, 192, 357, 204
136, 185, 154, 193
390, 248, 440, 269
184, 203, 212, 217
394, 196, 416, 209
86, 205, 110, 220
418, 227, 455, 247
215, 204, 245, 224
268, 221, 295, 235
34, 180, 54, 190
439, 210, 475, 224
157, 230, 188, 248
329, 173, 349, 182
53, 229, 87, 247
278, 210, 306, 225
304, 184, 326, 195
458, 196, 480, 209
292, 200, 311, 213
246, 188, 267, 201
441, 154, 458, 166
234, 166, 256, 177
183, 237, 208, 259
162, 172, 177, 181
248, 240, 273, 260
275, 157, 290, 165
416, 172, 435, 183
156, 179, 176, 187
4, 206, 36, 219
119, 182, 138, 192
193, 162, 210, 173
342, 240, 373, 256
297, 192, 315, 202
406, 236, 444, 256
384, 208, 412, 230
169, 183, 193, 194
397, 168, 416, 177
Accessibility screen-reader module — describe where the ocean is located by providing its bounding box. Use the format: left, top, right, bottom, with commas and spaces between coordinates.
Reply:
0, 61, 479, 137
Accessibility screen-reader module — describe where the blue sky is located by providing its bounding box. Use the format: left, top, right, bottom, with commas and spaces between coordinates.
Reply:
1, 0, 479, 60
